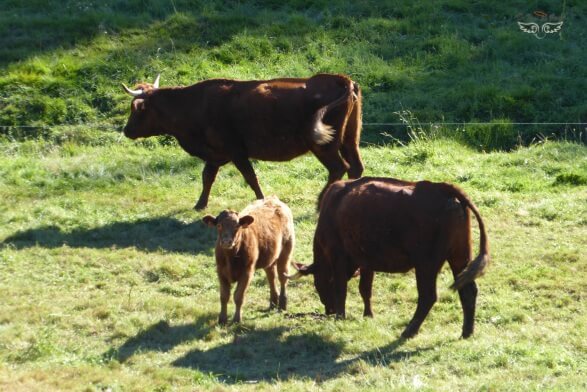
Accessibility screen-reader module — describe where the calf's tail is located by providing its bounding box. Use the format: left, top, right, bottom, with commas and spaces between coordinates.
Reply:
443, 184, 490, 290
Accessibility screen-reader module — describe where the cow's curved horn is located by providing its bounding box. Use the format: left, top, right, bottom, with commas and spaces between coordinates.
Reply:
122, 83, 144, 97
153, 74, 160, 89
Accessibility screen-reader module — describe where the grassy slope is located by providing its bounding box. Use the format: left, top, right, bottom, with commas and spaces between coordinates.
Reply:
1, 1, 587, 390
0, 137, 585, 391
1, 0, 587, 146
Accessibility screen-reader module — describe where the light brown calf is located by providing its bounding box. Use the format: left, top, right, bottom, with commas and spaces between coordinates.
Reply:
203, 196, 294, 324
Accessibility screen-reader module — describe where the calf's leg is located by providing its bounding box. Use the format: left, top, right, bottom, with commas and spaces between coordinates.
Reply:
218, 276, 231, 325
311, 147, 350, 208
276, 247, 292, 311
233, 269, 254, 323
264, 265, 279, 310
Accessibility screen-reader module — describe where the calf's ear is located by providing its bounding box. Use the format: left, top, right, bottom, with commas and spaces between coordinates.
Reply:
202, 215, 217, 227
238, 215, 254, 228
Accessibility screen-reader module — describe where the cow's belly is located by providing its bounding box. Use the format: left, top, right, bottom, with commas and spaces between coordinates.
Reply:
352, 247, 414, 274
247, 136, 309, 161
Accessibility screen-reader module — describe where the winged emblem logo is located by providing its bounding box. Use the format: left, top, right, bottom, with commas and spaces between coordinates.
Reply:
518, 21, 564, 39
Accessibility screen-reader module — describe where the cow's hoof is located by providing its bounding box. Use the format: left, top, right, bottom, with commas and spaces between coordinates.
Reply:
194, 202, 207, 211
400, 327, 418, 339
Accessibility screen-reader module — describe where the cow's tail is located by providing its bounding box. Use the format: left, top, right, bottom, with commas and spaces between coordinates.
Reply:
311, 78, 356, 145
442, 184, 490, 290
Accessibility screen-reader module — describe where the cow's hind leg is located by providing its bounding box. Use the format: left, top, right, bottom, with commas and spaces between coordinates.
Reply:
311, 147, 350, 208
402, 266, 439, 339
232, 157, 264, 200
359, 268, 374, 317
264, 265, 279, 310
340, 95, 364, 179
195, 162, 221, 210
449, 256, 478, 339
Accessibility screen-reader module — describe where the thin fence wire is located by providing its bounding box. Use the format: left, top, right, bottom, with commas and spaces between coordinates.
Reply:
1, 122, 587, 129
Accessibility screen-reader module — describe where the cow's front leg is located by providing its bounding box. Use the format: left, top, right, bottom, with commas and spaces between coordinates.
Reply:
195, 162, 220, 210
232, 157, 264, 200
359, 268, 374, 317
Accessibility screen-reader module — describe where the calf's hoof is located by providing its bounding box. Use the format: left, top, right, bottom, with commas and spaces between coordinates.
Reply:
278, 295, 287, 311
218, 315, 228, 325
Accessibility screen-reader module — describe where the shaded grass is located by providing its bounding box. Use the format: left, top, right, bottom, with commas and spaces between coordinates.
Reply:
0, 137, 585, 390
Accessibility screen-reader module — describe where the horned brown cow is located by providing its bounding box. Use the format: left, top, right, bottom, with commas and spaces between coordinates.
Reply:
122, 74, 363, 209
203, 196, 294, 324
291, 177, 490, 339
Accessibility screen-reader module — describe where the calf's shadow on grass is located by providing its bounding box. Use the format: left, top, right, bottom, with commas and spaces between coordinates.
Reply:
1, 216, 215, 255
111, 314, 435, 383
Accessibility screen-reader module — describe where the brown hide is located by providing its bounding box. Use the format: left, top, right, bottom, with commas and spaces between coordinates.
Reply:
305, 177, 489, 339
122, 74, 364, 209
203, 196, 294, 324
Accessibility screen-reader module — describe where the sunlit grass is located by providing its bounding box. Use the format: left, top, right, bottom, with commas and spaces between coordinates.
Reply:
0, 136, 585, 390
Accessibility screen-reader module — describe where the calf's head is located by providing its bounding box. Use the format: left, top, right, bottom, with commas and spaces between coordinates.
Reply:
121, 74, 164, 139
203, 210, 255, 250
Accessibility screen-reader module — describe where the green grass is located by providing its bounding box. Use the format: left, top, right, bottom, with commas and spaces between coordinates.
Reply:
1, 0, 587, 148
0, 135, 586, 391
1, 1, 586, 390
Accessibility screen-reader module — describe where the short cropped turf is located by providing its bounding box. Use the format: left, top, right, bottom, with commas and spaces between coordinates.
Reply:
0, 134, 585, 391
1, 0, 586, 390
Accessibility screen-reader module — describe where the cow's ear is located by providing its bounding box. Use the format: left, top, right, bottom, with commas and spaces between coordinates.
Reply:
202, 215, 217, 227
239, 215, 254, 228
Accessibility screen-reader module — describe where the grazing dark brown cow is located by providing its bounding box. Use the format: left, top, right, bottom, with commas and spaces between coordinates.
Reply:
122, 74, 363, 209
290, 177, 490, 339
203, 196, 294, 324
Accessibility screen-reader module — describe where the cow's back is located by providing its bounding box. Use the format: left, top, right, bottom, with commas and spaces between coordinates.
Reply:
316, 178, 468, 273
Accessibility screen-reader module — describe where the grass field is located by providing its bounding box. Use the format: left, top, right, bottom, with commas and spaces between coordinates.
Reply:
0, 134, 585, 391
1, 0, 587, 390
1, 0, 587, 146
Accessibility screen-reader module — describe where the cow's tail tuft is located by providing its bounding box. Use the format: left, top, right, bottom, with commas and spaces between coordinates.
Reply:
311, 78, 355, 145
450, 253, 489, 290
312, 106, 336, 144
443, 183, 490, 291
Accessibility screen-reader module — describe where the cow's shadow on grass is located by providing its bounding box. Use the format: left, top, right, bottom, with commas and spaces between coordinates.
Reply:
1, 216, 215, 255
108, 314, 437, 383
106, 315, 216, 363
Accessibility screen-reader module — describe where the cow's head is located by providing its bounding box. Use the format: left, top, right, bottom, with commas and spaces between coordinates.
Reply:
287, 262, 336, 315
203, 210, 255, 250
121, 74, 164, 139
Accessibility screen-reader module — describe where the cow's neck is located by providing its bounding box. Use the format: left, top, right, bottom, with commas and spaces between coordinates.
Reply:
151, 89, 213, 159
